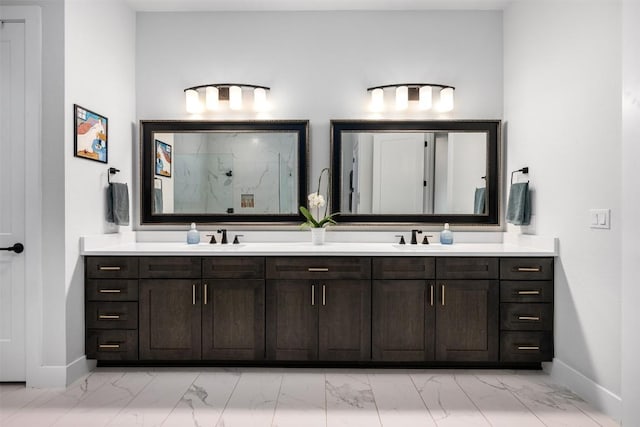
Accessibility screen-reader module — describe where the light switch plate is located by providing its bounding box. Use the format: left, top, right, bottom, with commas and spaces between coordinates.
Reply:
590, 209, 610, 229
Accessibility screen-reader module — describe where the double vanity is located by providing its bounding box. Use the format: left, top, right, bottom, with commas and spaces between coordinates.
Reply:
82, 238, 556, 368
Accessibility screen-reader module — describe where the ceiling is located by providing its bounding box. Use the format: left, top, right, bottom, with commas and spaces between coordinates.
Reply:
126, 0, 512, 12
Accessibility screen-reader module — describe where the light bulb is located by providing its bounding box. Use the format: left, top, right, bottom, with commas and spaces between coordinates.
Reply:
370, 88, 384, 112
185, 89, 202, 113
439, 87, 454, 112
205, 86, 219, 110
229, 85, 242, 110
395, 86, 408, 111
419, 86, 433, 110
253, 87, 267, 112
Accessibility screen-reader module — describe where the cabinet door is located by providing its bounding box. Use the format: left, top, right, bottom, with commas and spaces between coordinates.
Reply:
202, 279, 265, 360
139, 279, 201, 360
435, 280, 498, 362
266, 280, 318, 360
319, 280, 371, 361
372, 280, 435, 361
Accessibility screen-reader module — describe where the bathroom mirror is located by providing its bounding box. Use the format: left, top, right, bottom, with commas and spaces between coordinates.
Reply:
141, 120, 308, 224
330, 120, 500, 225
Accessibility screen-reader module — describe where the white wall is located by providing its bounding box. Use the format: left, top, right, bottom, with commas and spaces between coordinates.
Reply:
136, 10, 503, 216
621, 0, 640, 424
504, 0, 622, 419
64, 0, 136, 372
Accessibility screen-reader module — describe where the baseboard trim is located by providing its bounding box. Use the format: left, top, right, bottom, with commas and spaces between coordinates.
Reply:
26, 356, 95, 388
545, 358, 621, 421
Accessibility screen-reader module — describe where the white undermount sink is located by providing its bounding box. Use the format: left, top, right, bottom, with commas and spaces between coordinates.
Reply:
187, 243, 246, 249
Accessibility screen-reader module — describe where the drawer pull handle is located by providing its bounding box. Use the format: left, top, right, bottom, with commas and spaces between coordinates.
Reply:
193, 284, 196, 305
99, 344, 121, 349
516, 267, 541, 272
441, 284, 445, 306
429, 284, 434, 307
99, 266, 121, 271
518, 316, 540, 321
204, 284, 208, 305
517, 346, 540, 351
308, 267, 329, 272
98, 289, 122, 294
311, 284, 315, 306
517, 290, 540, 295
98, 314, 121, 320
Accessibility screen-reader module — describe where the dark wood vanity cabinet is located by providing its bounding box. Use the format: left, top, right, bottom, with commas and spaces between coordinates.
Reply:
372, 257, 499, 363
266, 258, 371, 361
372, 258, 436, 361
85, 254, 553, 366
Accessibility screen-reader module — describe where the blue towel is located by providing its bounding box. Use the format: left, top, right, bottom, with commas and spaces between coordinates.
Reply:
474, 187, 486, 214
153, 188, 163, 214
106, 183, 130, 226
506, 182, 531, 225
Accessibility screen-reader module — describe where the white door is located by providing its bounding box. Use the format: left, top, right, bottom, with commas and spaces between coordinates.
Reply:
372, 133, 425, 214
0, 20, 26, 381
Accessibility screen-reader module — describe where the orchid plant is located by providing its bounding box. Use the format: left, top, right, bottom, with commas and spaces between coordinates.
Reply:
300, 167, 338, 228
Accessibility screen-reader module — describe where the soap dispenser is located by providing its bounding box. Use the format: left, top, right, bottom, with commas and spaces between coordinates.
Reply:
187, 222, 200, 244
440, 223, 454, 245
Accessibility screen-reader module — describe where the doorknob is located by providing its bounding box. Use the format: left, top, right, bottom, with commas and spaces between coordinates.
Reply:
1, 243, 24, 253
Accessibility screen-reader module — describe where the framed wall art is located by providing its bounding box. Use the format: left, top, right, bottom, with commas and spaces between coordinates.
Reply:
74, 104, 108, 163
155, 139, 172, 177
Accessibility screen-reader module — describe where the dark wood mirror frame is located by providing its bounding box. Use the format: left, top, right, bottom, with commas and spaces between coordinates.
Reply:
140, 120, 309, 225
330, 120, 501, 225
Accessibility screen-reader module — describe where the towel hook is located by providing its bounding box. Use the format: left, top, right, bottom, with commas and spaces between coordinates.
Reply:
107, 167, 120, 184
510, 167, 529, 185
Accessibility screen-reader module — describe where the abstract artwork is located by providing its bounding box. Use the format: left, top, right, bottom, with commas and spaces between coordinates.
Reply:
155, 139, 172, 177
74, 104, 108, 163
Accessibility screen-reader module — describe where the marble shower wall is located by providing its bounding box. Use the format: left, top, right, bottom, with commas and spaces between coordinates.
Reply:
172, 132, 298, 214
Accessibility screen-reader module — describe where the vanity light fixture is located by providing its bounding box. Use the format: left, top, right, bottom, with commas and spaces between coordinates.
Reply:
183, 83, 271, 113
367, 83, 455, 112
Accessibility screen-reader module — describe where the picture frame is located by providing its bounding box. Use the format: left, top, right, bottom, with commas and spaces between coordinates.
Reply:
155, 139, 172, 177
74, 104, 108, 163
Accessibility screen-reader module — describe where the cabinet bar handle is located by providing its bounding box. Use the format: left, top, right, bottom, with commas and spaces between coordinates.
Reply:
517, 346, 540, 351
308, 267, 329, 272
98, 289, 122, 293
518, 290, 540, 295
516, 267, 541, 272
429, 284, 434, 307
518, 316, 540, 321
98, 344, 121, 349
98, 314, 120, 320
311, 285, 315, 306
322, 285, 326, 306
204, 284, 208, 305
98, 266, 121, 271
441, 284, 445, 306
193, 284, 196, 305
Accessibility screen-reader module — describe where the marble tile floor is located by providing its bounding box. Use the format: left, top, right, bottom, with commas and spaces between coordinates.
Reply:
0, 368, 619, 427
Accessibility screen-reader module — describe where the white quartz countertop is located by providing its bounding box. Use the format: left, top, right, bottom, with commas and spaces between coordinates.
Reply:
80, 241, 556, 257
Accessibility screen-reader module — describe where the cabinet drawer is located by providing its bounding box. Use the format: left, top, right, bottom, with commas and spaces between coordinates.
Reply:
139, 257, 200, 278
500, 281, 553, 303
86, 302, 138, 329
500, 258, 553, 280
500, 331, 553, 362
86, 330, 138, 360
436, 257, 498, 279
500, 303, 553, 331
202, 257, 265, 279
86, 280, 138, 301
266, 257, 371, 280
86, 257, 138, 279
373, 257, 435, 280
